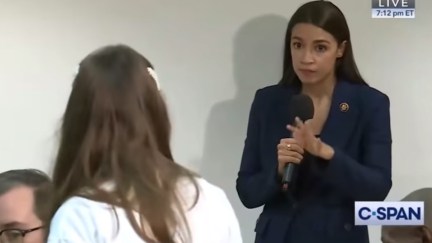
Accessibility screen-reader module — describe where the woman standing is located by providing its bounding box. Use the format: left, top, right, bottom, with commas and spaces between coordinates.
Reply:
236, 1, 392, 242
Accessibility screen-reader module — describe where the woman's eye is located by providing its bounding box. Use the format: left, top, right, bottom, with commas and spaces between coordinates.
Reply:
316, 45, 327, 52
292, 42, 301, 49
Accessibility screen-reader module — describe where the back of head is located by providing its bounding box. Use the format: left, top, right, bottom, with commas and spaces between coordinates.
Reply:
0, 169, 52, 223
51, 44, 198, 243
382, 188, 432, 242
280, 0, 367, 86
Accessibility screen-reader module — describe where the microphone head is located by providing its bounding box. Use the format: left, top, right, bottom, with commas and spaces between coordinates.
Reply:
288, 94, 314, 123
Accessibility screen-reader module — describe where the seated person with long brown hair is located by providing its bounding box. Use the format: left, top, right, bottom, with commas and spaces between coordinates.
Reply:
47, 45, 242, 243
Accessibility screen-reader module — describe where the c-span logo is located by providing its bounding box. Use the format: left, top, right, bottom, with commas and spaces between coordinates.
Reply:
355, 201, 424, 225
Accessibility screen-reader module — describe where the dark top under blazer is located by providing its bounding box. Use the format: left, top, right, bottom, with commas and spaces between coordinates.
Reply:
236, 80, 392, 243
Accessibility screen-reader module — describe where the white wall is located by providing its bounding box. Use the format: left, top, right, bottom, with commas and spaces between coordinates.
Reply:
0, 0, 431, 242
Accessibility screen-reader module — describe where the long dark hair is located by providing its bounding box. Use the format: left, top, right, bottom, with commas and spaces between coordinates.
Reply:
50, 44, 199, 243
279, 0, 368, 87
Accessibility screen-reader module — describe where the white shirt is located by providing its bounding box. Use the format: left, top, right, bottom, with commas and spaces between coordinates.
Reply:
47, 177, 242, 243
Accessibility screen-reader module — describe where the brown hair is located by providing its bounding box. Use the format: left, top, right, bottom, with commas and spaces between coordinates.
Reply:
50, 44, 199, 243
0, 169, 53, 223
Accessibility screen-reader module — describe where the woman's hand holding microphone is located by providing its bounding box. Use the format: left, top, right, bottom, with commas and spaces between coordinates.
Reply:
277, 117, 335, 177
277, 138, 304, 176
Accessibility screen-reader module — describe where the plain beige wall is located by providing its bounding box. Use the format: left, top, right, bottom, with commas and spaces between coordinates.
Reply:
0, 0, 431, 242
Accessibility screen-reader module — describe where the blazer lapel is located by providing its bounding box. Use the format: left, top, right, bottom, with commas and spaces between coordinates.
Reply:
269, 82, 360, 149
320, 81, 361, 149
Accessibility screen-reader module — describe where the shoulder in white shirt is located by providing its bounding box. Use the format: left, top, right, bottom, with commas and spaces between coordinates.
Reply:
47, 177, 242, 243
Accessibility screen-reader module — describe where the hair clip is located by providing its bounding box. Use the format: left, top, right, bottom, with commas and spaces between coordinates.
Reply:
147, 67, 161, 90
74, 65, 80, 76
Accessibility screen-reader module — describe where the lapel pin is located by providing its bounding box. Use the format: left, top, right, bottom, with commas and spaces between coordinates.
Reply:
339, 102, 349, 112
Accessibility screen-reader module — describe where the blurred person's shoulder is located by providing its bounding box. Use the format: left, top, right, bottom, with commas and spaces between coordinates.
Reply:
177, 176, 241, 242
177, 176, 231, 208
48, 196, 117, 242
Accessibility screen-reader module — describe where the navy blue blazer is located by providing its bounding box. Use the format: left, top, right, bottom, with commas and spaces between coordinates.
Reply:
236, 80, 392, 243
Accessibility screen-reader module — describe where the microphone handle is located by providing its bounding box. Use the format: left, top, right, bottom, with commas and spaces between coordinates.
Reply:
282, 163, 296, 185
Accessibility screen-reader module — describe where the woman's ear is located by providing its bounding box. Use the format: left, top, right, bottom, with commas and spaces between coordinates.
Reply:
337, 40, 347, 58
422, 226, 432, 242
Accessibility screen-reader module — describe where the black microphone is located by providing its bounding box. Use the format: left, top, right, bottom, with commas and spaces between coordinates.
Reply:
281, 94, 314, 190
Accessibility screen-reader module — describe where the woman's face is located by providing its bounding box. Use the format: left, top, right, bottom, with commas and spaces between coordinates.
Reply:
290, 23, 345, 85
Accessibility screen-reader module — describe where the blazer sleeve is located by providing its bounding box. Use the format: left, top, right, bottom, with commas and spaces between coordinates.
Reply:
322, 92, 392, 201
236, 90, 281, 209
